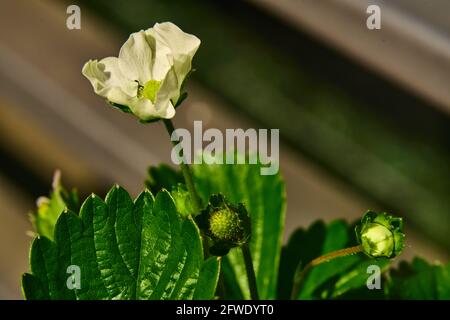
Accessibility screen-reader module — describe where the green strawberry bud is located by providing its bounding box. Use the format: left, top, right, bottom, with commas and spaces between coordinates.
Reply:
195, 194, 251, 256
355, 211, 405, 259
209, 208, 242, 242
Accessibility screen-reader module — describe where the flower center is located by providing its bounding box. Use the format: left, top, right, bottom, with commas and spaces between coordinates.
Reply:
137, 80, 162, 103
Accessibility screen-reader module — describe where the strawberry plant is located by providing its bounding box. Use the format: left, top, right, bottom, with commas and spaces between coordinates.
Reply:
21, 22, 449, 300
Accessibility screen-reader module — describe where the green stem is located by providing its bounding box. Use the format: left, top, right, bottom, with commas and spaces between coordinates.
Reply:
163, 119, 202, 213
216, 264, 226, 299
290, 245, 363, 300
163, 119, 210, 259
242, 243, 259, 300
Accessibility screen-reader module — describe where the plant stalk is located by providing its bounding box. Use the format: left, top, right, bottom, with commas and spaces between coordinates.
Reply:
242, 242, 259, 300
162, 119, 203, 213
290, 245, 363, 300
216, 260, 226, 299
163, 119, 210, 259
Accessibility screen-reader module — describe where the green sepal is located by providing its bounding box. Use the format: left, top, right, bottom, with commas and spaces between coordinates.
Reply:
108, 101, 133, 114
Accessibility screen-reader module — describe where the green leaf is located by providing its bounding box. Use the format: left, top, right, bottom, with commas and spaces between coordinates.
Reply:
193, 257, 221, 299
145, 166, 194, 218
30, 171, 79, 240
332, 258, 390, 299
145, 164, 183, 195
279, 220, 391, 299
386, 257, 450, 299
192, 159, 286, 300
171, 184, 195, 218
22, 186, 219, 300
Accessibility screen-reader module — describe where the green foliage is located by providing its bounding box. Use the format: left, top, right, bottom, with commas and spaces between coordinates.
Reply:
386, 257, 450, 299
145, 160, 286, 299
278, 220, 390, 300
171, 184, 194, 218
279, 220, 450, 300
192, 161, 286, 300
24, 162, 449, 300
145, 164, 183, 194
30, 171, 79, 240
22, 186, 219, 300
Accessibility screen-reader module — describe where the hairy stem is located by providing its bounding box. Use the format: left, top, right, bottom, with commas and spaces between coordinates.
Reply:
242, 243, 259, 300
163, 119, 210, 260
163, 119, 203, 213
216, 262, 226, 299
290, 245, 363, 299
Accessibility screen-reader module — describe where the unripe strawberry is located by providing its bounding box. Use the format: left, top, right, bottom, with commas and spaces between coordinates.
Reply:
195, 194, 250, 256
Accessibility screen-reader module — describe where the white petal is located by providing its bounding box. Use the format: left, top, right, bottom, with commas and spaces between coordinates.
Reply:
155, 67, 179, 109
146, 33, 172, 81
151, 22, 200, 58
157, 101, 176, 119
127, 97, 159, 121
169, 54, 193, 102
118, 30, 154, 84
147, 22, 200, 90
155, 68, 180, 119
127, 96, 175, 121
82, 58, 137, 106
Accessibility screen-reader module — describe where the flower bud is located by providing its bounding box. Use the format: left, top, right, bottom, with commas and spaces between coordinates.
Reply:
355, 211, 405, 258
195, 194, 250, 256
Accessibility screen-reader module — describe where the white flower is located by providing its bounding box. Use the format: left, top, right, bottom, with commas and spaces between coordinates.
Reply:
82, 22, 200, 121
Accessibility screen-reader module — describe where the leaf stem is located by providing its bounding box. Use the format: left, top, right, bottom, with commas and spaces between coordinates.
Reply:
162, 119, 203, 213
290, 245, 363, 299
242, 242, 259, 300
